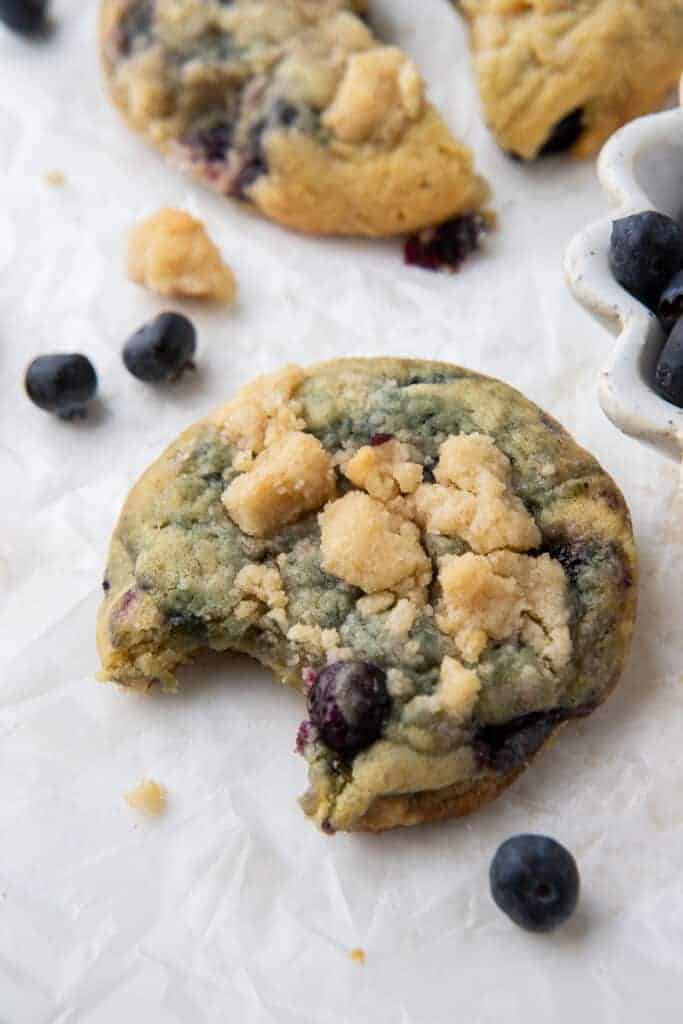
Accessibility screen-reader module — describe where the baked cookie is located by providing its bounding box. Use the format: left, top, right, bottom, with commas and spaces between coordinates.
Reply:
98, 359, 637, 833
458, 0, 683, 159
100, 0, 489, 237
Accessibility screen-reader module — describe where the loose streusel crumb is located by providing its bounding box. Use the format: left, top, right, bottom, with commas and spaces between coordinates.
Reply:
125, 779, 167, 816
44, 170, 66, 187
128, 207, 237, 302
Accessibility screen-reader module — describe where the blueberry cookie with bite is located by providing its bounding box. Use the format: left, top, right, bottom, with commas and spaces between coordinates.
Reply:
97, 359, 637, 833
100, 0, 489, 236
458, 0, 683, 160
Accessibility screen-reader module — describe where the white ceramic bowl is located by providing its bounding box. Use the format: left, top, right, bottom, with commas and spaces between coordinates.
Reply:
564, 104, 683, 460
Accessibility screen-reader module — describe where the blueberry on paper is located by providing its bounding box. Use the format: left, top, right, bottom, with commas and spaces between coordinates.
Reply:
490, 834, 579, 933
609, 212, 683, 309
0, 0, 48, 34
308, 661, 391, 758
123, 312, 196, 382
25, 353, 97, 419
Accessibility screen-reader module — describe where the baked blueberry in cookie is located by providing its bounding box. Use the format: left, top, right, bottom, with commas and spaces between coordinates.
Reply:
99, 0, 489, 236
97, 359, 637, 833
458, 1, 683, 160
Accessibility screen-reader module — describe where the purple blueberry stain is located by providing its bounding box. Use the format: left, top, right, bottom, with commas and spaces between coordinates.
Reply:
302, 667, 317, 691
187, 118, 235, 164
474, 705, 594, 774
111, 587, 139, 627
369, 433, 394, 447
295, 720, 318, 755
404, 213, 486, 273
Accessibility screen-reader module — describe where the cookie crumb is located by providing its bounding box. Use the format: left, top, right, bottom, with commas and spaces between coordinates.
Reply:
350, 947, 366, 965
125, 779, 167, 816
44, 170, 66, 186
128, 207, 237, 302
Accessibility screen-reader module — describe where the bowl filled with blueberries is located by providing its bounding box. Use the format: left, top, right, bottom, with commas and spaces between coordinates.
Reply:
565, 98, 683, 460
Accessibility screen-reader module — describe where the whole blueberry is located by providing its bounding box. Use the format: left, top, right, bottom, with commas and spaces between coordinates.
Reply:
657, 270, 683, 334
25, 353, 97, 419
0, 0, 47, 33
123, 312, 196, 382
490, 835, 580, 933
609, 212, 683, 309
308, 661, 391, 757
655, 317, 683, 408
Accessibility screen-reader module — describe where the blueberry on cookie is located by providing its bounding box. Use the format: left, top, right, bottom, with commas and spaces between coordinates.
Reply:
458, 1, 683, 159
99, 0, 489, 236
97, 359, 637, 833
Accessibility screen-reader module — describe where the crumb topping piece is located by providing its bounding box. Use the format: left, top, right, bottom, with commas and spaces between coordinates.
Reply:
356, 592, 396, 617
415, 433, 541, 554
216, 365, 306, 458
385, 597, 419, 639
436, 551, 571, 667
404, 656, 481, 724
234, 564, 288, 610
319, 491, 431, 595
128, 207, 237, 302
223, 431, 336, 537
125, 779, 167, 816
287, 623, 341, 654
344, 438, 423, 501
323, 47, 424, 145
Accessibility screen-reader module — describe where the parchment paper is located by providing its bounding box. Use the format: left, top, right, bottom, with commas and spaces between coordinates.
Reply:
1, 2, 682, 1021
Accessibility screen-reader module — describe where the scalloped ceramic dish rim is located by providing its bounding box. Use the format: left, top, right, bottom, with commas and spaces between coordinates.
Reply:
564, 106, 683, 460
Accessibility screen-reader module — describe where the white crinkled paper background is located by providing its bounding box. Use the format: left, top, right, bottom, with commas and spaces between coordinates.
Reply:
1, 2, 682, 1021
